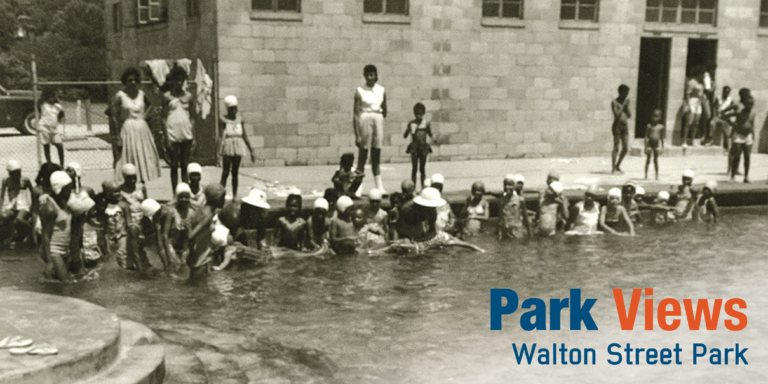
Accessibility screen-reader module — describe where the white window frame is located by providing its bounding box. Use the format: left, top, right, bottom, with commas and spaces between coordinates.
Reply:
645, 0, 717, 26
137, 0, 162, 24
251, 0, 302, 12
560, 0, 599, 22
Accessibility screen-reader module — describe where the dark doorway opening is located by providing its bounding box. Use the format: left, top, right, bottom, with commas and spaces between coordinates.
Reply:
684, 39, 718, 143
635, 37, 671, 138
685, 39, 718, 79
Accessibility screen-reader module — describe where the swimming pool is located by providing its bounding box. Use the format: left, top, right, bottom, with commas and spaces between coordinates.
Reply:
1, 207, 767, 383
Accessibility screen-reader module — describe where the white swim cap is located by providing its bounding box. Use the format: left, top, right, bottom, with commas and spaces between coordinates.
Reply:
6, 160, 20, 172
549, 181, 564, 195
704, 180, 718, 192
50, 171, 72, 195
175, 182, 192, 196
430, 173, 445, 185
140, 199, 162, 219
187, 162, 202, 175
313, 198, 329, 211
369, 188, 383, 201
211, 225, 230, 248
514, 174, 525, 184
635, 186, 645, 196
121, 163, 137, 176
682, 169, 695, 179
657, 191, 670, 201
66, 162, 82, 177
608, 188, 622, 198
224, 95, 238, 108
336, 196, 354, 213
504, 174, 516, 182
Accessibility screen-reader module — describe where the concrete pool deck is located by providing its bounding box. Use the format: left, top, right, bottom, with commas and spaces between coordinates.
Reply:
0, 290, 165, 384
77, 152, 768, 209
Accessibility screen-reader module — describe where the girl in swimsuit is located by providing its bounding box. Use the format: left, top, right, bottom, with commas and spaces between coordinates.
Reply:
565, 185, 601, 235
273, 194, 308, 251
696, 181, 719, 224
462, 181, 489, 237
599, 188, 635, 236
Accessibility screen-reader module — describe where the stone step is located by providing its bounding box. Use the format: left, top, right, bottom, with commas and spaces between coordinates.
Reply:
163, 344, 209, 384
80, 320, 165, 384
630, 143, 726, 157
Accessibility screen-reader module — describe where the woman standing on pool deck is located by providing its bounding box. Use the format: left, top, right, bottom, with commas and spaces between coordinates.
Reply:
162, 66, 195, 192
353, 64, 387, 195
111, 67, 161, 183
220, 96, 255, 197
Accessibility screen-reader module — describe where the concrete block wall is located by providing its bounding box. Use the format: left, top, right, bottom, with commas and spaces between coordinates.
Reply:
213, 0, 768, 166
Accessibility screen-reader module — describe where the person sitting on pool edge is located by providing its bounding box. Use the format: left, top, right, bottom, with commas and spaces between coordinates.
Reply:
1, 160, 34, 246
599, 188, 635, 236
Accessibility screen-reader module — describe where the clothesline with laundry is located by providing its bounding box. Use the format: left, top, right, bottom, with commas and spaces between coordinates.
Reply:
141, 58, 213, 119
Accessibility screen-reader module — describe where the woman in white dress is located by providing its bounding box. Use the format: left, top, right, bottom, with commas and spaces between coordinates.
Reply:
111, 67, 161, 183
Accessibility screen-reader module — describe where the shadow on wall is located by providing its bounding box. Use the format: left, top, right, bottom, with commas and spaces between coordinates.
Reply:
671, 103, 685, 146
758, 114, 768, 154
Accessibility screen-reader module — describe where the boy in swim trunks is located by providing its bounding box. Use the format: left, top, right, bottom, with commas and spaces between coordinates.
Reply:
329, 196, 358, 255
644, 109, 665, 180
611, 84, 631, 174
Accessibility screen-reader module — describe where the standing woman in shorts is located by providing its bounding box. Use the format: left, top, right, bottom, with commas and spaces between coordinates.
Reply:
111, 67, 161, 183
353, 64, 387, 194
162, 66, 195, 192
38, 89, 65, 167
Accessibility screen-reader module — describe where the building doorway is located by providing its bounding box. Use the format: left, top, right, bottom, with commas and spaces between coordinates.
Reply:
635, 37, 671, 138
684, 39, 718, 143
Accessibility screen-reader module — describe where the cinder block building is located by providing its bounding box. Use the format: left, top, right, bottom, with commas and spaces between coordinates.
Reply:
105, 0, 768, 166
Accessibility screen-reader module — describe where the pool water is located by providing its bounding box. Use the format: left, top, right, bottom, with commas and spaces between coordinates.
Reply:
1, 207, 767, 383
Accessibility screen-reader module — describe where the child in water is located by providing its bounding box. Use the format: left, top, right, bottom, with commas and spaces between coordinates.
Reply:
462, 181, 489, 237
307, 198, 330, 251
274, 194, 307, 250
650, 191, 675, 225
187, 163, 206, 210
498, 174, 532, 240
119, 163, 150, 272
353, 207, 386, 248
329, 196, 357, 255
565, 185, 601, 235
621, 182, 640, 224
696, 181, 719, 223
240, 188, 270, 249
599, 188, 635, 236
400, 179, 415, 202
101, 181, 130, 269
537, 181, 568, 236
674, 169, 696, 221
388, 192, 404, 241
188, 184, 226, 280
323, 188, 339, 220
644, 109, 665, 180
332, 153, 364, 197
366, 188, 388, 239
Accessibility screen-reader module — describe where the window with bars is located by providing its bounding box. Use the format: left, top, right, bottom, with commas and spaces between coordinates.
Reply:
187, 0, 200, 18
645, 0, 717, 25
364, 0, 409, 15
760, 0, 768, 27
252, 0, 301, 12
113, 3, 121, 33
482, 0, 524, 19
560, 0, 599, 22
137, 0, 167, 24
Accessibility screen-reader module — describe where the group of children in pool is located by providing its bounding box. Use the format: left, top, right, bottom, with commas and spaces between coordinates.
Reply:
0, 155, 719, 282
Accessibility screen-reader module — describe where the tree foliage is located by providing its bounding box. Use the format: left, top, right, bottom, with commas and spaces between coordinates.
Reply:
0, 0, 106, 99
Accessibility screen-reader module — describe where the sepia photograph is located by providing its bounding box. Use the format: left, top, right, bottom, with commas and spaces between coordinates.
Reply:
0, 0, 766, 383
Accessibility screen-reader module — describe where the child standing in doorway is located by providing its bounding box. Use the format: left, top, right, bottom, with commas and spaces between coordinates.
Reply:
644, 109, 665, 180
39, 89, 65, 167
404, 102, 433, 189
220, 95, 255, 197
